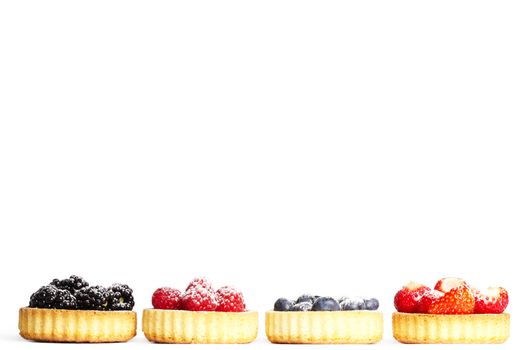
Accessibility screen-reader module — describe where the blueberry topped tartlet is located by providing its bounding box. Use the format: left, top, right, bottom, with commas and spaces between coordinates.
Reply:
19, 275, 137, 343
266, 294, 383, 344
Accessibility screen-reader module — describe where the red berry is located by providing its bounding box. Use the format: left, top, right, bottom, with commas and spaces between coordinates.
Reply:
152, 287, 182, 310
394, 282, 431, 313
182, 285, 218, 311
473, 287, 509, 314
216, 286, 245, 312
185, 277, 214, 292
428, 285, 475, 314
415, 289, 443, 313
434, 277, 468, 293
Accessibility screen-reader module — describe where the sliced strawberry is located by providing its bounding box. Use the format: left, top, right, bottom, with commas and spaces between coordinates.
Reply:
415, 289, 443, 313
474, 287, 509, 314
434, 277, 468, 293
428, 285, 475, 314
394, 282, 431, 313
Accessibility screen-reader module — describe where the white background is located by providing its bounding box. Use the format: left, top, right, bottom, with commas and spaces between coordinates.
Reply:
0, 1, 524, 349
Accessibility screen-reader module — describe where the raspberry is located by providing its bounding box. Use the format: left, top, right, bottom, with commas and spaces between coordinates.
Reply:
216, 286, 245, 312
182, 285, 218, 311
185, 277, 214, 292
152, 287, 182, 310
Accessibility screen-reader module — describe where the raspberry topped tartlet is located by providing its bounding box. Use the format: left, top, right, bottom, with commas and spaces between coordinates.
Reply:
142, 277, 257, 344
19, 275, 136, 342
392, 277, 510, 344
266, 294, 383, 344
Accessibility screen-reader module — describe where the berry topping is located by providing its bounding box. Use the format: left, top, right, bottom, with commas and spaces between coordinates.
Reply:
182, 285, 218, 311
185, 277, 214, 292
340, 297, 365, 310
106, 283, 134, 311
394, 282, 431, 313
274, 298, 294, 311
75, 286, 108, 310
428, 285, 475, 314
473, 287, 509, 314
216, 286, 245, 312
152, 287, 182, 310
296, 294, 316, 304
29, 285, 77, 309
338, 296, 349, 304
290, 301, 313, 311
434, 277, 467, 293
50, 275, 89, 294
312, 297, 341, 311
364, 298, 379, 310
415, 289, 443, 313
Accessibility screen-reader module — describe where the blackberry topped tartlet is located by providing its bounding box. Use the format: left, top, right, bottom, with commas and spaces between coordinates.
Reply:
19, 275, 137, 343
266, 294, 383, 344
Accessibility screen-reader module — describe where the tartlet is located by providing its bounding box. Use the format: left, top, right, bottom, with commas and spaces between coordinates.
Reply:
142, 309, 258, 343
392, 277, 510, 344
143, 277, 258, 344
19, 308, 136, 343
19, 275, 136, 343
266, 294, 383, 344
392, 312, 509, 344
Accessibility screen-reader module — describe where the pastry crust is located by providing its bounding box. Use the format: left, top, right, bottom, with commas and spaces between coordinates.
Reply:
265, 311, 383, 344
19, 307, 136, 343
392, 312, 510, 344
142, 309, 258, 344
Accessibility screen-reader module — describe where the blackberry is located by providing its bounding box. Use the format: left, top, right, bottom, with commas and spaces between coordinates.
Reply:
106, 284, 134, 310
75, 286, 108, 310
29, 285, 77, 309
51, 275, 89, 293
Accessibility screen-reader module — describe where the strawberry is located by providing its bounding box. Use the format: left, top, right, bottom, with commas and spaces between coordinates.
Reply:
394, 282, 431, 313
415, 289, 443, 313
428, 285, 475, 314
434, 277, 468, 293
473, 287, 509, 314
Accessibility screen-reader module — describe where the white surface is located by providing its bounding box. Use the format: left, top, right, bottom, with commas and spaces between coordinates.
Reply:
0, 0, 524, 348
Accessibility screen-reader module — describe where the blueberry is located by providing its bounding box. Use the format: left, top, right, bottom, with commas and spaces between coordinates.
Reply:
274, 298, 294, 311
312, 297, 341, 311
340, 297, 365, 310
296, 294, 316, 304
290, 301, 313, 311
338, 296, 349, 304
364, 298, 379, 310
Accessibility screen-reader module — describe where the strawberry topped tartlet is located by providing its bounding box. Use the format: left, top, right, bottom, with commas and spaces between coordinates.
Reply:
142, 277, 257, 344
392, 277, 510, 344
